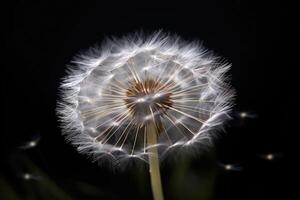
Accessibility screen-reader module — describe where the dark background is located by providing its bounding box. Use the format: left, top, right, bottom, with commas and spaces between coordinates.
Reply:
2, 1, 289, 200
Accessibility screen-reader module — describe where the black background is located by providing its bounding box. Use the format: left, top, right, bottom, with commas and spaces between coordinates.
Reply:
3, 1, 290, 200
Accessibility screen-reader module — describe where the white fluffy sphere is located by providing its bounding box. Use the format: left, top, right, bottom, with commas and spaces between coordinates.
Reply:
57, 31, 234, 165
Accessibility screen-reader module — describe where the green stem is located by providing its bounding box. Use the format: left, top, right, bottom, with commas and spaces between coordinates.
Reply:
147, 122, 164, 200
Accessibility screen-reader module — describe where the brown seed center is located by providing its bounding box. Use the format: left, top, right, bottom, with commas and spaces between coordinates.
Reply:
124, 79, 173, 125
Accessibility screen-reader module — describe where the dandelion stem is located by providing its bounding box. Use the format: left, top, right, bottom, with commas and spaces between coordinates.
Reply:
147, 122, 164, 200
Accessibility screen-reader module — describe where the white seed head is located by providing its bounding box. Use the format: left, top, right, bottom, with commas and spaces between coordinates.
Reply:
57, 31, 234, 165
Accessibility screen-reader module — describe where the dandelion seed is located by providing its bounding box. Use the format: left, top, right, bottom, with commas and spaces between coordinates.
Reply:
57, 31, 234, 200
259, 153, 283, 161
21, 173, 41, 181
240, 112, 248, 118
266, 154, 274, 160
224, 164, 242, 171
217, 162, 242, 171
28, 141, 36, 147
19, 134, 40, 150
23, 173, 31, 180
237, 111, 257, 119
225, 164, 232, 170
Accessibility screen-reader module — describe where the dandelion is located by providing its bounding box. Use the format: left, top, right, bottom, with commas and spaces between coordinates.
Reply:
57, 31, 234, 200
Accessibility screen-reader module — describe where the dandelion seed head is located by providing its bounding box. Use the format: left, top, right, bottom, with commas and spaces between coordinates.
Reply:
57, 31, 234, 165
